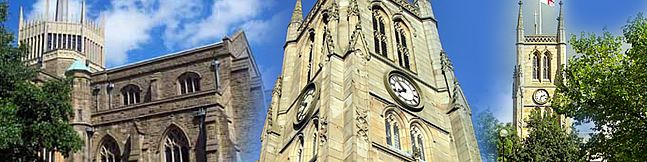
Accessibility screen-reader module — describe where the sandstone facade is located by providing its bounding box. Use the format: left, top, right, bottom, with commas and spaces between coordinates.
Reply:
260, 0, 481, 161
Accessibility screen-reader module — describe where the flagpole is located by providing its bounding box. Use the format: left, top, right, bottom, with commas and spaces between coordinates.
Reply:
539, 0, 543, 34
534, 0, 539, 34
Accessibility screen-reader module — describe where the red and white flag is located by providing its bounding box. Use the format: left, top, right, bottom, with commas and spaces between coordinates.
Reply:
541, 0, 555, 7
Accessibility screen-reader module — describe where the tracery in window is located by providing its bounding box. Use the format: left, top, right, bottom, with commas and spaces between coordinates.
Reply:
372, 9, 388, 57
385, 113, 402, 150
543, 53, 551, 80
410, 125, 426, 161
395, 22, 411, 70
99, 136, 120, 162
121, 84, 141, 106
178, 72, 201, 94
532, 51, 540, 80
163, 127, 190, 162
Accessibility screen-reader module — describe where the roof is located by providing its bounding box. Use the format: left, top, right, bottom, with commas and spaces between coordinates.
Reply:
66, 59, 89, 72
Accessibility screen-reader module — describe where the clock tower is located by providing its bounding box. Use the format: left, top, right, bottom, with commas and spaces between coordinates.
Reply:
260, 0, 480, 161
512, 0, 569, 138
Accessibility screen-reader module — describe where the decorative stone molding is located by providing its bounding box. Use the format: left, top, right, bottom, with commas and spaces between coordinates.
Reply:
327, 2, 340, 22
356, 109, 369, 141
392, 0, 420, 16
348, 0, 360, 19
524, 35, 557, 43
440, 51, 453, 72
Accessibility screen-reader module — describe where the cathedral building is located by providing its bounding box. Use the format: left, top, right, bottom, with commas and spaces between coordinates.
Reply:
18, 0, 264, 161
512, 0, 570, 138
260, 0, 480, 161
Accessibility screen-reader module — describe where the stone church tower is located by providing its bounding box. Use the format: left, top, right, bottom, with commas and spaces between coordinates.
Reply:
260, 0, 480, 161
18, 0, 105, 78
512, 0, 569, 138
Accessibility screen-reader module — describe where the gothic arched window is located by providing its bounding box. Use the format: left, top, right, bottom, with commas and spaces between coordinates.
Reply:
178, 72, 201, 94
312, 121, 319, 158
122, 84, 141, 106
307, 30, 315, 81
385, 113, 402, 150
395, 22, 411, 70
372, 9, 388, 57
410, 125, 426, 161
296, 135, 304, 162
163, 127, 190, 162
543, 53, 551, 80
532, 52, 540, 80
99, 137, 120, 162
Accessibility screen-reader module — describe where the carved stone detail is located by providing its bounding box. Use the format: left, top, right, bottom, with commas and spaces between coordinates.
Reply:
348, 0, 360, 18
355, 109, 369, 141
441, 51, 454, 72
393, 0, 420, 16
327, 2, 339, 21
319, 116, 328, 146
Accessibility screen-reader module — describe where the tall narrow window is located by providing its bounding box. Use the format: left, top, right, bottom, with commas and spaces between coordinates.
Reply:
307, 32, 315, 81
121, 85, 141, 106
164, 128, 190, 162
47, 33, 53, 51
385, 113, 402, 150
178, 72, 201, 95
372, 9, 388, 57
543, 54, 550, 80
297, 136, 304, 162
410, 126, 426, 161
532, 52, 540, 80
395, 22, 411, 70
212, 60, 221, 90
99, 137, 120, 162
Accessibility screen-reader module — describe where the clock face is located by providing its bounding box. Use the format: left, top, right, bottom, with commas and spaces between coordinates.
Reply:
533, 89, 549, 105
296, 87, 315, 122
387, 72, 421, 108
294, 83, 318, 130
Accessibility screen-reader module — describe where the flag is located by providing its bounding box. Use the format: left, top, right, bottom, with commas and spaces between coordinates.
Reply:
541, 0, 555, 7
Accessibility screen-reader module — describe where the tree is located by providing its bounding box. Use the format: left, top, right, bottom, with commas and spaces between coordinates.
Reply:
0, 1, 82, 160
517, 110, 586, 162
554, 14, 647, 161
474, 109, 500, 162
494, 110, 585, 162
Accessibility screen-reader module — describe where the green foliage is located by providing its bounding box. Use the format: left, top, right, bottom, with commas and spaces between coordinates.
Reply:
496, 110, 585, 162
554, 14, 647, 161
0, 1, 82, 160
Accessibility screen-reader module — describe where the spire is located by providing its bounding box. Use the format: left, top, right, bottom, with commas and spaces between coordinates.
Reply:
55, 0, 69, 22
291, 0, 303, 24
557, 1, 565, 43
517, 1, 523, 30
517, 1, 524, 43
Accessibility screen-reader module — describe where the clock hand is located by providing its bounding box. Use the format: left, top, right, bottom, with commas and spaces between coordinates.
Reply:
397, 81, 408, 93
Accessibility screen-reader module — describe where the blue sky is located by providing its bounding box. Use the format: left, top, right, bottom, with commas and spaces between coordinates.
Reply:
4, 0, 646, 156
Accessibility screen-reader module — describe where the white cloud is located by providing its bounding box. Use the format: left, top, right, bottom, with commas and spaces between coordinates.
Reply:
28, 0, 281, 66
164, 0, 274, 48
